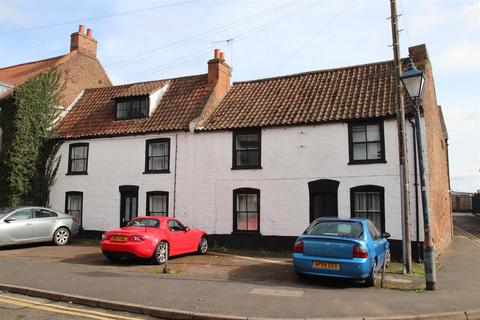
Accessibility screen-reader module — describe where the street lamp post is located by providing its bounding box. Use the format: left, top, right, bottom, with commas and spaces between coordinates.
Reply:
400, 58, 437, 290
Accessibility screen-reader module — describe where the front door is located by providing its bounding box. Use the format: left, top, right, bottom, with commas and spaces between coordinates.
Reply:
311, 192, 338, 221
120, 190, 138, 227
308, 179, 339, 223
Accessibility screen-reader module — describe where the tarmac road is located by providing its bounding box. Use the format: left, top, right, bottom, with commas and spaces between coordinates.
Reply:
0, 212, 479, 319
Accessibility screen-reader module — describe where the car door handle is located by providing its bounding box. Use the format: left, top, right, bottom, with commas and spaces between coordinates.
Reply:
26, 223, 32, 226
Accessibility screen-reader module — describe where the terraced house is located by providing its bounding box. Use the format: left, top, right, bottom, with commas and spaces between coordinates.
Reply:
50, 45, 452, 259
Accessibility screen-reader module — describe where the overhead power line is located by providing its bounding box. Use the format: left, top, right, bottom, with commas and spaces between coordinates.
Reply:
118, 0, 324, 83
270, 0, 355, 76
107, 0, 305, 69
0, 0, 198, 35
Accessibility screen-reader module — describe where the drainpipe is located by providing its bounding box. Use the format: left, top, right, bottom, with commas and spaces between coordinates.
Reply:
409, 118, 421, 262
173, 134, 178, 218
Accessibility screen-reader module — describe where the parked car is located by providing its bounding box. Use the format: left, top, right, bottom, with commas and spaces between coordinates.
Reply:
100, 216, 208, 264
293, 217, 390, 287
0, 206, 79, 247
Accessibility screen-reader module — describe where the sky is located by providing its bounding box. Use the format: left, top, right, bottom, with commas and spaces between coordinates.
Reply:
0, 0, 479, 192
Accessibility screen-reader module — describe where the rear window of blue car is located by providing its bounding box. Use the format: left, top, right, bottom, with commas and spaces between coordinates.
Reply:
127, 218, 160, 228
304, 221, 363, 239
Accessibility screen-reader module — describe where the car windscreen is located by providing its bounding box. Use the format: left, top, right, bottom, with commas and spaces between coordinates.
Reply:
127, 218, 160, 228
0, 207, 17, 219
304, 221, 363, 239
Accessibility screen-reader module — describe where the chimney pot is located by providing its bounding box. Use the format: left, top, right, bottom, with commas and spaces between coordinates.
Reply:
78, 25, 85, 34
87, 28, 93, 38
219, 52, 225, 60
214, 48, 221, 59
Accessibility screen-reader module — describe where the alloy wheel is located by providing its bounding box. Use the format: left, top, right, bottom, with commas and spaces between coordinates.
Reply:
200, 238, 208, 254
55, 228, 70, 245
157, 242, 168, 264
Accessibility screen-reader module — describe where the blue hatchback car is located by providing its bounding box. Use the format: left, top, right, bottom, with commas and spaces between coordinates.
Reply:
293, 218, 390, 287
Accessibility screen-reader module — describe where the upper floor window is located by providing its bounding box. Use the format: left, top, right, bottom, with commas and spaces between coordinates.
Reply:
233, 188, 260, 233
350, 185, 385, 233
146, 191, 168, 216
348, 121, 385, 164
232, 129, 261, 169
145, 138, 170, 173
115, 96, 149, 120
68, 143, 89, 174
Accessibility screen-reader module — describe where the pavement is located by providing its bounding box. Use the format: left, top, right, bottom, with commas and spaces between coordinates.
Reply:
0, 212, 479, 320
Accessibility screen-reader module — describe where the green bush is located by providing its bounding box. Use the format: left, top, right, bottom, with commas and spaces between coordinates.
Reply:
0, 67, 63, 207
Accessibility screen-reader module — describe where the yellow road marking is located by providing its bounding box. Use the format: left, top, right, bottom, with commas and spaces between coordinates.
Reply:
210, 252, 291, 265
454, 226, 480, 247
0, 294, 143, 320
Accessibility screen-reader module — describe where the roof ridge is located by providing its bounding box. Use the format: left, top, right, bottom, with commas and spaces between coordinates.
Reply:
232, 59, 394, 85
0, 53, 68, 70
114, 73, 208, 89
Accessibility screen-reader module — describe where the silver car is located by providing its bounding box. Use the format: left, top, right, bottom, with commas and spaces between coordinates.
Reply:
0, 206, 79, 247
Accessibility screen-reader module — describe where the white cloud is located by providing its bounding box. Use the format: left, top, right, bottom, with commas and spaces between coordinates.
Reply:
443, 105, 480, 192
458, 1, 480, 31
437, 42, 480, 74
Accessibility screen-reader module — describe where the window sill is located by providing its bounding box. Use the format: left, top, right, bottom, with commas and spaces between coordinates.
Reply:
143, 170, 170, 174
348, 160, 387, 165
66, 172, 88, 175
231, 166, 263, 170
231, 231, 262, 236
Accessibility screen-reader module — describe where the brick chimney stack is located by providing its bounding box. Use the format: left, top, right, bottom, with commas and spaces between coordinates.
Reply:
207, 48, 231, 97
70, 25, 97, 57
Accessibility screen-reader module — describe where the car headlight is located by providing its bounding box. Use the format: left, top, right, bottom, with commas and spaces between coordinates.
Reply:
101, 233, 107, 241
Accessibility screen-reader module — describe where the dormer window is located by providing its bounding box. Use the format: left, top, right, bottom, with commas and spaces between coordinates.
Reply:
115, 96, 149, 120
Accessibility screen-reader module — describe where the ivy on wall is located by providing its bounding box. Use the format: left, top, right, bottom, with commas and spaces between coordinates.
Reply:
0, 67, 64, 207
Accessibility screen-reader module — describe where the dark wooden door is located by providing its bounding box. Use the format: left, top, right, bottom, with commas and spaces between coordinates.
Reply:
310, 192, 338, 222
120, 191, 138, 227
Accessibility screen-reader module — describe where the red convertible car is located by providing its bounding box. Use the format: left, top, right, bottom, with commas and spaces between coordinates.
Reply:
100, 216, 208, 264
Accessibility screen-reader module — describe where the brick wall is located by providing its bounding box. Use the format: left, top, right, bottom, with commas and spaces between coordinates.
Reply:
410, 45, 453, 254
59, 53, 111, 107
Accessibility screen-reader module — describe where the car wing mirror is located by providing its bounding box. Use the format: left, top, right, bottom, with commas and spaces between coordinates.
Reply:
184, 226, 190, 232
382, 232, 391, 239
4, 217, 16, 223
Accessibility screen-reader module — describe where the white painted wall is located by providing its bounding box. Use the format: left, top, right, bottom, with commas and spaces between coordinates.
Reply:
50, 118, 423, 241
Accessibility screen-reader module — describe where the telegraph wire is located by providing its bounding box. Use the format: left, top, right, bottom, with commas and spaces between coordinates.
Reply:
269, 0, 355, 76
398, 0, 412, 46
0, 0, 198, 35
118, 0, 324, 82
107, 0, 305, 69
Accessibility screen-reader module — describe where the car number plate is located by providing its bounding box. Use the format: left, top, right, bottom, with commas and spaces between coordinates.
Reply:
111, 236, 128, 242
312, 261, 340, 269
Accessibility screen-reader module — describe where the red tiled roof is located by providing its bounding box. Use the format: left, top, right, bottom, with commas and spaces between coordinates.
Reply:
201, 60, 397, 130
114, 81, 167, 99
55, 74, 209, 139
0, 53, 71, 86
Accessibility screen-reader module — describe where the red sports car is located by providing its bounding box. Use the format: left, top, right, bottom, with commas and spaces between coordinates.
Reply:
100, 216, 208, 264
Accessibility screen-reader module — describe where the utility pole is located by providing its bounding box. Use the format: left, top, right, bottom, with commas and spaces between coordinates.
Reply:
389, 0, 412, 273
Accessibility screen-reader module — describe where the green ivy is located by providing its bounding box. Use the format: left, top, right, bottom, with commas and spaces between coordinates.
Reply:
0, 67, 64, 207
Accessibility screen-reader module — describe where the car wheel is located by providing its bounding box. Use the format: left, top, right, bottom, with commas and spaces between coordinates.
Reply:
152, 241, 169, 265
104, 253, 120, 263
296, 272, 308, 280
197, 236, 208, 255
53, 227, 70, 246
365, 259, 377, 287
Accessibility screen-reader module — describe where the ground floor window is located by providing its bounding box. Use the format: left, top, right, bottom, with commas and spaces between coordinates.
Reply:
65, 191, 83, 227
233, 188, 260, 232
146, 191, 168, 216
350, 185, 385, 233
